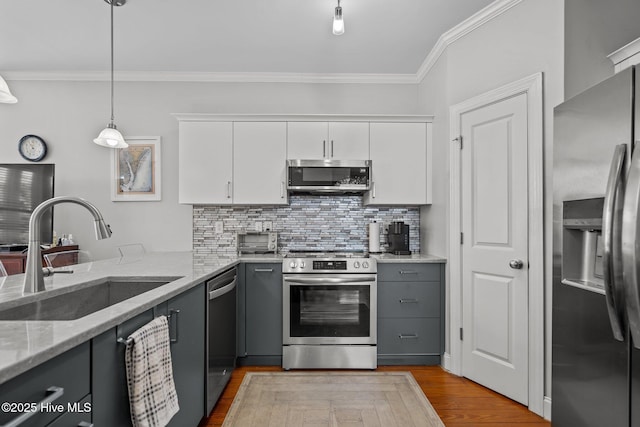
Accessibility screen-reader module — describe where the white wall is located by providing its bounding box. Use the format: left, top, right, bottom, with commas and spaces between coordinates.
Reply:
0, 80, 418, 260
417, 0, 564, 407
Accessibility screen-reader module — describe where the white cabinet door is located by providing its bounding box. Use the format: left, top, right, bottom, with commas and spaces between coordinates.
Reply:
178, 121, 233, 204
365, 122, 428, 205
233, 122, 288, 205
287, 122, 328, 159
328, 122, 369, 160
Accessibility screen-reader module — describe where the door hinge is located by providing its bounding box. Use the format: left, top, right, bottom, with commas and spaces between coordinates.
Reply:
453, 136, 463, 149
460, 327, 463, 340
460, 232, 464, 244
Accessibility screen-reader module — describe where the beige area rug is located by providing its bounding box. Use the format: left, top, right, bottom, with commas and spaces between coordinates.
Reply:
223, 372, 445, 427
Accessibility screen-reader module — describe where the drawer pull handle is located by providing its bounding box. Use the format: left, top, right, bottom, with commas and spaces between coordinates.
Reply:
254, 268, 274, 272
1, 386, 64, 427
77, 422, 94, 427
399, 270, 418, 275
399, 299, 419, 304
399, 334, 419, 340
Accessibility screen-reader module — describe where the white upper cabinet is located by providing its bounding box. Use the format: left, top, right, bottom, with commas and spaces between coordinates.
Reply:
233, 122, 287, 205
287, 122, 369, 160
364, 122, 430, 206
179, 121, 233, 204
329, 122, 370, 160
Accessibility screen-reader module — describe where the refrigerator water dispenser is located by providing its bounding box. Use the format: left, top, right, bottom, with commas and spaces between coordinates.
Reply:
561, 198, 605, 293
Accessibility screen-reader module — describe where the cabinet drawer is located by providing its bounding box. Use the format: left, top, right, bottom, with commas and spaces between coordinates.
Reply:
0, 342, 90, 427
47, 395, 92, 426
378, 318, 440, 355
377, 263, 441, 282
378, 281, 440, 318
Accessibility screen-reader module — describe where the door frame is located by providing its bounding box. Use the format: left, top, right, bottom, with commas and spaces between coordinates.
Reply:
447, 72, 544, 416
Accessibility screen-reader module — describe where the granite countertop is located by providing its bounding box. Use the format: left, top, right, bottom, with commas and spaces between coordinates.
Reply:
370, 253, 447, 263
0, 250, 446, 384
0, 251, 238, 384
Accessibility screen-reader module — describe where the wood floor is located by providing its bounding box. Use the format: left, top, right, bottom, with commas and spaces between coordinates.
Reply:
202, 366, 551, 427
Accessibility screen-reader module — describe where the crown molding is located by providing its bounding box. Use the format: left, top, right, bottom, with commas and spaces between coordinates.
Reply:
416, 0, 523, 82
171, 113, 434, 123
2, 70, 419, 85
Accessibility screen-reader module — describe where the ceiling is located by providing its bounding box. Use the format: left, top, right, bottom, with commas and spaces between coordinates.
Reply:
1, 0, 495, 76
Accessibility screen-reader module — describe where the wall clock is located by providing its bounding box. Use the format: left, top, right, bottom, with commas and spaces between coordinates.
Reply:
18, 134, 48, 162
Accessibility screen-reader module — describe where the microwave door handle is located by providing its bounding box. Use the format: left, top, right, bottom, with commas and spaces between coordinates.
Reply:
603, 144, 626, 342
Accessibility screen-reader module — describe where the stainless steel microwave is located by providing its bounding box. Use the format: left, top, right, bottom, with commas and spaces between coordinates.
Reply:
287, 159, 371, 193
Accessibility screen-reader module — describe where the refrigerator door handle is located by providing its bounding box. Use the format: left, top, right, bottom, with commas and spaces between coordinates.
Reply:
603, 143, 626, 341
623, 142, 640, 348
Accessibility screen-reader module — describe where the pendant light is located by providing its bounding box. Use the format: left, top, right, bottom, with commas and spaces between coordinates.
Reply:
94, 0, 128, 148
0, 75, 17, 104
332, 0, 344, 36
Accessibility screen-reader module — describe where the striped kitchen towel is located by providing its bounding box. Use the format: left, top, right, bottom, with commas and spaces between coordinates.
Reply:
125, 315, 179, 427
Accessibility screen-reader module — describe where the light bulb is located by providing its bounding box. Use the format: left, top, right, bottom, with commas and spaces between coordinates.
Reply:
333, 6, 344, 35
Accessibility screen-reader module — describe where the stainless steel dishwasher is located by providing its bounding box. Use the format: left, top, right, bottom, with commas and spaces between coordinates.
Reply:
206, 266, 237, 415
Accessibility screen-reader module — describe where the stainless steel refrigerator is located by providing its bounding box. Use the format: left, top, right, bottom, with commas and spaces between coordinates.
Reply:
552, 65, 640, 426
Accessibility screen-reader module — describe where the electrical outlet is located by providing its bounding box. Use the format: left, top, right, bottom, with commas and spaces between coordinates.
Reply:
263, 221, 273, 231
254, 221, 263, 232
214, 221, 224, 234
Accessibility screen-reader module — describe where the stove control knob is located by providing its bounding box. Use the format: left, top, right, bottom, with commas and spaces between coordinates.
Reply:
289, 261, 297, 269
353, 261, 360, 268
362, 261, 369, 269
300, 261, 306, 268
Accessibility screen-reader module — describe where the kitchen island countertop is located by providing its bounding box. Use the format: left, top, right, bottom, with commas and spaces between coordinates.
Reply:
0, 250, 446, 384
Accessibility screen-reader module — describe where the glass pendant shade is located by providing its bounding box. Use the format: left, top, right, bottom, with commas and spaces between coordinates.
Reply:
333, 6, 344, 35
0, 75, 17, 104
94, 123, 127, 148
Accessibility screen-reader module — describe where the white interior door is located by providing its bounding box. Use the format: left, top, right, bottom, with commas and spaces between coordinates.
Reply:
460, 93, 529, 405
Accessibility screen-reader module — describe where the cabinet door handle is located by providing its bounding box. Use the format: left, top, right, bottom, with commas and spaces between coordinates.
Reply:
399, 298, 419, 304
1, 386, 64, 427
281, 181, 285, 198
323, 140, 327, 158
169, 309, 180, 343
77, 422, 94, 427
398, 334, 419, 340
331, 140, 334, 157
372, 181, 376, 198
399, 270, 418, 275
227, 181, 232, 198
254, 268, 274, 272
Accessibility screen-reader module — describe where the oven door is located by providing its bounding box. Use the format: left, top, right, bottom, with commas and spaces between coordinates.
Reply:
283, 274, 377, 345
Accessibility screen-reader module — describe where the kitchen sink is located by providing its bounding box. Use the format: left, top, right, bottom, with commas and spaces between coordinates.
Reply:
0, 276, 183, 321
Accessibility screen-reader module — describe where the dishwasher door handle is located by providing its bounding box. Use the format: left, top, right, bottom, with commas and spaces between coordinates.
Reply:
209, 277, 237, 300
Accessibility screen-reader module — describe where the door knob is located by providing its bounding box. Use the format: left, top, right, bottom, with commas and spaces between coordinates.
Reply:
509, 259, 524, 269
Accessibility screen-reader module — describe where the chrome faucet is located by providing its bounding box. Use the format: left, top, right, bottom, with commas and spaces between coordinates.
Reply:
23, 196, 112, 294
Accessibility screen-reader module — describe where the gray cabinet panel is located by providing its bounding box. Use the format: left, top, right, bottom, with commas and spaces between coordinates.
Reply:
378, 318, 440, 355
93, 283, 206, 427
0, 342, 90, 427
92, 309, 154, 426
245, 263, 282, 357
377, 263, 441, 282
378, 281, 440, 318
166, 283, 206, 427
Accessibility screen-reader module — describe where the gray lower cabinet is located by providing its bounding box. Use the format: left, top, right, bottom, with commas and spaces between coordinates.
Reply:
239, 263, 282, 365
377, 263, 444, 365
92, 283, 205, 427
0, 342, 91, 427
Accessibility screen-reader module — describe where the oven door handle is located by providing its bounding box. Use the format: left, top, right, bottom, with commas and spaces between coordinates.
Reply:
284, 276, 376, 285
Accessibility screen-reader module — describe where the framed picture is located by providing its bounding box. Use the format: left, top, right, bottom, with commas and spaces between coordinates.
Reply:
111, 136, 161, 201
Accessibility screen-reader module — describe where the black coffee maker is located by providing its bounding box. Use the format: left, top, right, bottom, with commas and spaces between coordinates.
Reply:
388, 221, 411, 255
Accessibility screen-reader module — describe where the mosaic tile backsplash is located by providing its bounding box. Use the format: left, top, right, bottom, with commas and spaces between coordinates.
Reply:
193, 195, 420, 256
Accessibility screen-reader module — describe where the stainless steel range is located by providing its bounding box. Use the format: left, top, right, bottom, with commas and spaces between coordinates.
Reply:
282, 251, 377, 370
